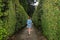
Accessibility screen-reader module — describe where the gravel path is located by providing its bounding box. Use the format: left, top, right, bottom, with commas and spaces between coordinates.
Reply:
8, 26, 47, 40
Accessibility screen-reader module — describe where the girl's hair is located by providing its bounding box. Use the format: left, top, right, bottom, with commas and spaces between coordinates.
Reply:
28, 16, 30, 19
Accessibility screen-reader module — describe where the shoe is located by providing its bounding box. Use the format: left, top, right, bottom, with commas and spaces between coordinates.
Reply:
28, 33, 30, 36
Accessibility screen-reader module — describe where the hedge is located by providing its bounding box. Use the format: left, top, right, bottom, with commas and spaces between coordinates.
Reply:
15, 0, 28, 31
0, 0, 16, 40
32, 0, 42, 29
42, 0, 60, 40
32, 0, 60, 40
19, 0, 35, 17
19, 0, 28, 12
0, 0, 28, 40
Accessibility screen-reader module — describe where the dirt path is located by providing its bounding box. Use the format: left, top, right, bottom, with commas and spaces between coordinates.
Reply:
8, 26, 47, 40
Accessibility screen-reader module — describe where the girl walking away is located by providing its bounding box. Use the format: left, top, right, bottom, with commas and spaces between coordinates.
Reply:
27, 16, 32, 35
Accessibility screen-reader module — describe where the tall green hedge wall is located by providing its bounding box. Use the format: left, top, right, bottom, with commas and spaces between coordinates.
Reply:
0, 0, 16, 40
15, 0, 28, 32
0, 0, 28, 40
32, 0, 60, 40
42, 0, 60, 40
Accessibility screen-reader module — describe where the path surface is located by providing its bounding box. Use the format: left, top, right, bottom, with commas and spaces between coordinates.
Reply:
8, 26, 47, 40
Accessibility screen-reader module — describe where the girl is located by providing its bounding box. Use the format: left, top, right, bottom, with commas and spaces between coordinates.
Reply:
27, 16, 32, 35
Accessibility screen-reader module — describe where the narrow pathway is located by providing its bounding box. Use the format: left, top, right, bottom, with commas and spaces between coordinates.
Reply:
8, 26, 47, 40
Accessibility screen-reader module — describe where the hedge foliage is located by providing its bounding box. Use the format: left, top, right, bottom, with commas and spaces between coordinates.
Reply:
0, 0, 28, 40
19, 0, 28, 12
19, 0, 35, 17
15, 0, 28, 31
42, 0, 60, 40
32, 0, 42, 29
32, 0, 60, 40
0, 0, 16, 40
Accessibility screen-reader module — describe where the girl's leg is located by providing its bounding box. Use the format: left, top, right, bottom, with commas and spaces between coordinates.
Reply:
27, 28, 30, 34
29, 28, 31, 34
27, 27, 32, 35
27, 27, 31, 35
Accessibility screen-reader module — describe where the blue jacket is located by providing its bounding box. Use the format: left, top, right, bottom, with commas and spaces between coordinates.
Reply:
27, 19, 32, 28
